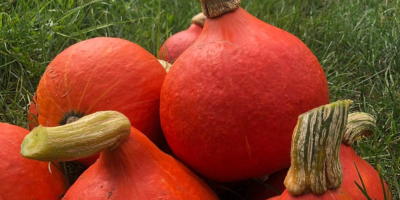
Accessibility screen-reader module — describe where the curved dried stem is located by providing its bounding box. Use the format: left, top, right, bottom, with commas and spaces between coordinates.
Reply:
21, 111, 131, 162
284, 100, 352, 195
343, 112, 376, 145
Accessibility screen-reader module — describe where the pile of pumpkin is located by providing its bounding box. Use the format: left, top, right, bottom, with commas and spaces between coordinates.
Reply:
1, 0, 392, 199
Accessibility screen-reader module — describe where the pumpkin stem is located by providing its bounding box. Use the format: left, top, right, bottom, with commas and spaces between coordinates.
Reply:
342, 112, 376, 145
200, 0, 241, 18
284, 100, 352, 195
21, 111, 131, 162
191, 12, 207, 27
158, 59, 172, 72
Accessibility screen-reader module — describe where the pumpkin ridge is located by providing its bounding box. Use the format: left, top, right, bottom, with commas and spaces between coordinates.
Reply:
42, 68, 65, 119
74, 43, 116, 113
62, 43, 77, 109
76, 68, 94, 112
75, 53, 102, 112
85, 59, 159, 114
133, 98, 160, 106
76, 39, 123, 112
39, 45, 80, 124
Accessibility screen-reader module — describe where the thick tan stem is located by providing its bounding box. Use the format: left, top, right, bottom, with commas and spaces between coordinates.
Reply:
200, 0, 241, 18
191, 12, 207, 27
284, 100, 352, 195
21, 111, 131, 162
343, 112, 376, 145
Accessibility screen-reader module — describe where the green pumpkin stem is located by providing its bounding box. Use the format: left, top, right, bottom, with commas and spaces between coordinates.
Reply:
343, 112, 376, 146
200, 0, 241, 18
21, 111, 131, 162
284, 100, 352, 195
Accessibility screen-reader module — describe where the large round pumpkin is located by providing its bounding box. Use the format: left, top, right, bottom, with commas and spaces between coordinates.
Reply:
0, 123, 66, 199
160, 0, 329, 181
35, 37, 166, 147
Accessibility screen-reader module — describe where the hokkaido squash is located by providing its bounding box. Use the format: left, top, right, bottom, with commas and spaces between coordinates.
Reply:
269, 100, 353, 200
0, 123, 66, 199
269, 189, 353, 200
160, 0, 329, 182
34, 37, 166, 165
158, 12, 206, 63
21, 111, 219, 200
340, 112, 392, 200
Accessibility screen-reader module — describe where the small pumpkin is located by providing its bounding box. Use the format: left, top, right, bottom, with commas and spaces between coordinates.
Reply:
340, 112, 392, 200
35, 37, 166, 165
0, 123, 66, 199
158, 12, 206, 63
160, 0, 329, 182
269, 100, 353, 200
21, 111, 219, 200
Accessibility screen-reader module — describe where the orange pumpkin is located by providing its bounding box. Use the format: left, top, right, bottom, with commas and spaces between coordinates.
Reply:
64, 127, 218, 200
35, 37, 166, 165
160, 0, 329, 182
270, 189, 353, 200
21, 111, 219, 200
0, 123, 66, 199
269, 101, 353, 200
158, 13, 206, 63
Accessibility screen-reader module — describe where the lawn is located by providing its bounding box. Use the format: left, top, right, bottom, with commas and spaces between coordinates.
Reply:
1, 0, 399, 199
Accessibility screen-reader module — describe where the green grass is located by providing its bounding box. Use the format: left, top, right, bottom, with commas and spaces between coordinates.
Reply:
1, 0, 399, 199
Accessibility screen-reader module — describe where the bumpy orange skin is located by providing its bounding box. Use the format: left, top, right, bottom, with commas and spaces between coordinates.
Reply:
269, 188, 353, 200
160, 7, 329, 182
340, 144, 392, 200
63, 127, 219, 200
158, 24, 203, 63
0, 123, 66, 199
36, 37, 166, 146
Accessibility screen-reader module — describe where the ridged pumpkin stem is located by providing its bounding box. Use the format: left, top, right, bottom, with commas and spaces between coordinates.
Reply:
284, 100, 353, 195
191, 12, 207, 27
343, 112, 376, 145
200, 0, 241, 18
21, 111, 131, 162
